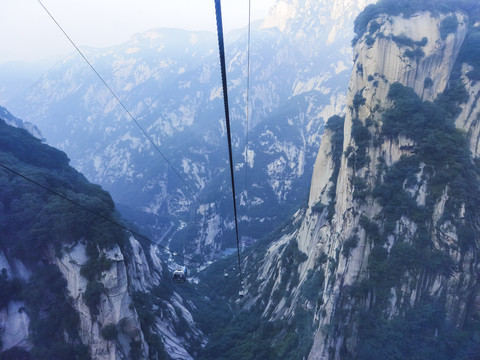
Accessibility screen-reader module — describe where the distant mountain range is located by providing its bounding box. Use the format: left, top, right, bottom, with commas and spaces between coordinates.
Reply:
5, 1, 477, 359
5, 0, 371, 262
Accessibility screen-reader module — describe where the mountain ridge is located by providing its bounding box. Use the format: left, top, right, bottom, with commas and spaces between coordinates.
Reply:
3, 0, 480, 359
206, 1, 480, 359
0, 108, 203, 359
6, 0, 374, 263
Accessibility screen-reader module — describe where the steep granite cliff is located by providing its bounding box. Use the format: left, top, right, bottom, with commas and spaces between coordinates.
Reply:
235, 1, 480, 359
0, 109, 203, 359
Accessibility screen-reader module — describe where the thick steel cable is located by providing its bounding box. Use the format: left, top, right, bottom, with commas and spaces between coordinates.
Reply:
214, 0, 243, 285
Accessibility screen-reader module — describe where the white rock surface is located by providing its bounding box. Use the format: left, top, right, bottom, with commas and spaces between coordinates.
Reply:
248, 8, 476, 360
0, 302, 30, 351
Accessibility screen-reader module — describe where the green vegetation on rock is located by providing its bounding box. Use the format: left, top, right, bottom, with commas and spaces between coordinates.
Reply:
325, 115, 345, 220
0, 117, 131, 358
352, 0, 480, 46
347, 78, 480, 359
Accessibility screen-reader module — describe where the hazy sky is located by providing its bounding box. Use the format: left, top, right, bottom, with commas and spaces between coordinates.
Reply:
0, 0, 276, 65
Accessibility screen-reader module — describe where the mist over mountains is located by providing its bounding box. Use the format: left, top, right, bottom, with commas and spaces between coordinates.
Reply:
5, 0, 371, 261
2, 0, 480, 359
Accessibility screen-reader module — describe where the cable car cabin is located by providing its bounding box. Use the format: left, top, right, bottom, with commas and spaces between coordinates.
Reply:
172, 267, 187, 283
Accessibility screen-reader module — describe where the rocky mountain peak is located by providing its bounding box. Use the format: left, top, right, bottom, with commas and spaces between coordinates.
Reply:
262, 0, 375, 46
239, 1, 480, 359
307, 4, 480, 358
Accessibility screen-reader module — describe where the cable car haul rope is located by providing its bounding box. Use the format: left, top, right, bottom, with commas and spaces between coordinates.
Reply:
214, 0, 245, 296
10, 0, 250, 294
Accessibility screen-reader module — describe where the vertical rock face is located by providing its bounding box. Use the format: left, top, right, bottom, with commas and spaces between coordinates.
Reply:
246, 3, 480, 360
306, 10, 472, 359
0, 302, 30, 351
0, 253, 31, 351
1, 235, 203, 359
0, 111, 203, 359
54, 240, 147, 359
0, 224, 202, 360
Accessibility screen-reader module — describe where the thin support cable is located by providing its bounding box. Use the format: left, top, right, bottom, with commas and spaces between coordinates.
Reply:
244, 0, 252, 216
214, 0, 243, 286
0, 162, 194, 263
35, 0, 195, 198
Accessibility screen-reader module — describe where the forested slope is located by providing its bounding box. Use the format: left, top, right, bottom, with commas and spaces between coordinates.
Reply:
0, 110, 203, 359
